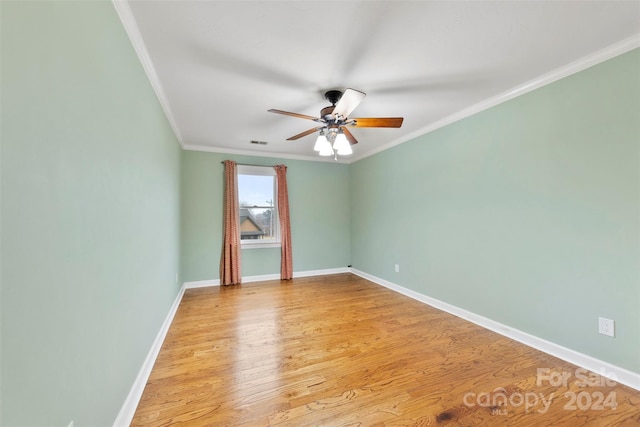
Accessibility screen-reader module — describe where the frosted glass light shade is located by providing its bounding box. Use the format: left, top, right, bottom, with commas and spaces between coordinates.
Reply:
313, 133, 329, 152
319, 145, 334, 156
333, 133, 352, 155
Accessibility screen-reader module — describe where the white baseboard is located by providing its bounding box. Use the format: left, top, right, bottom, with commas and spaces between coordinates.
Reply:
184, 278, 220, 288
184, 267, 351, 287
294, 267, 350, 278
350, 268, 640, 392
241, 273, 280, 283
243, 267, 350, 283
113, 283, 186, 426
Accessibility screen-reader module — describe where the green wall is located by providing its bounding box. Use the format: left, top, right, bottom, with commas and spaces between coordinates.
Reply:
350, 49, 640, 373
181, 151, 351, 281
1, 1, 182, 425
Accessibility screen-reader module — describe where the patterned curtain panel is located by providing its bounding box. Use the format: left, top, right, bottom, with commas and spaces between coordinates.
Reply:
220, 160, 241, 285
274, 165, 293, 280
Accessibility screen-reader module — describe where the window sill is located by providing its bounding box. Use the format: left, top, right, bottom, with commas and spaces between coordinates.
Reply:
241, 241, 281, 250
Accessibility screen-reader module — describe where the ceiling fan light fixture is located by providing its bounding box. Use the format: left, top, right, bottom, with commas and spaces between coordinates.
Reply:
268, 87, 403, 159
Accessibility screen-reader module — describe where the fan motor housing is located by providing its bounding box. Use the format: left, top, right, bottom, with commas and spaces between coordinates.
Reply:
320, 105, 335, 119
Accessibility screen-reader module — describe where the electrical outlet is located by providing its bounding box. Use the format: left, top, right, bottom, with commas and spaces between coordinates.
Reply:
394, 264, 400, 273
598, 317, 615, 337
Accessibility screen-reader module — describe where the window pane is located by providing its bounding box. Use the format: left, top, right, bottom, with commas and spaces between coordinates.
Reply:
238, 174, 274, 208
238, 174, 277, 241
239, 207, 276, 240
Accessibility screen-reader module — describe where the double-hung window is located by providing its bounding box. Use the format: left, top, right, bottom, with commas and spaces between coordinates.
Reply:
237, 165, 280, 248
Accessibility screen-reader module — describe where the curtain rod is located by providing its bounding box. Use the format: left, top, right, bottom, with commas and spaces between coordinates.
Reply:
220, 162, 276, 167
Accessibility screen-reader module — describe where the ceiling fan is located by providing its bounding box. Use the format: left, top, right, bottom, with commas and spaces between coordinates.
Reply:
268, 88, 403, 156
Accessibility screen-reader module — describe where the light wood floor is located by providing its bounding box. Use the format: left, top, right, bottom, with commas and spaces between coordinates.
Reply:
131, 273, 640, 426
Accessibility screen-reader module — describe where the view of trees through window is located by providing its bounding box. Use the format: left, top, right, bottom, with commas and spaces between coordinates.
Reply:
237, 172, 278, 242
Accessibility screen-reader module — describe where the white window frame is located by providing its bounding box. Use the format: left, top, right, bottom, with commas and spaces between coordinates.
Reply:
237, 165, 280, 249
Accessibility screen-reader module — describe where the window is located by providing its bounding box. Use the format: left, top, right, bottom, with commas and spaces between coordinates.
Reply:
237, 165, 279, 248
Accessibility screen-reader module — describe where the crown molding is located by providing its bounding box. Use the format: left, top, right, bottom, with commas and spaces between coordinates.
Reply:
350, 34, 640, 164
111, 0, 185, 148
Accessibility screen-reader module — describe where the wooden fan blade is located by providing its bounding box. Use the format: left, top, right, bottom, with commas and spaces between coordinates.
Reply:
342, 127, 358, 145
333, 88, 366, 119
287, 126, 323, 141
268, 109, 320, 121
352, 117, 404, 128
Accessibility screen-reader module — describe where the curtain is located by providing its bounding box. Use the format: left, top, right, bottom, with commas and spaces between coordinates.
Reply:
274, 165, 293, 280
220, 160, 241, 285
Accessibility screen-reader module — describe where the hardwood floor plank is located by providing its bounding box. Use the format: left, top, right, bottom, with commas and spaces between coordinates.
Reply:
131, 273, 640, 426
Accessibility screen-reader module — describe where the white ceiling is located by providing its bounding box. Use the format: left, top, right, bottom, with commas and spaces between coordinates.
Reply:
117, 0, 640, 163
